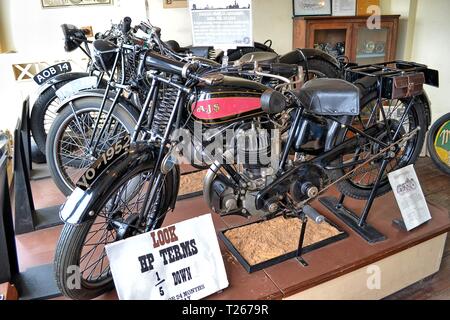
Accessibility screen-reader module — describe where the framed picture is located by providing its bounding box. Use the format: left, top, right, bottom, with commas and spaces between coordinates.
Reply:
293, 0, 332, 17
163, 0, 188, 9
332, 0, 357, 16
41, 0, 113, 8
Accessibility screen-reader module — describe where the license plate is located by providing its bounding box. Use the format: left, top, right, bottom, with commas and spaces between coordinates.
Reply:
33, 62, 72, 85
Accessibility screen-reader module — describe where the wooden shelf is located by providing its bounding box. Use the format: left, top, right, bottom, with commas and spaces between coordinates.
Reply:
356, 53, 386, 59
293, 15, 399, 63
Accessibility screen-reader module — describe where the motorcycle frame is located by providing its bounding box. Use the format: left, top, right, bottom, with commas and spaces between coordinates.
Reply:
122, 67, 420, 226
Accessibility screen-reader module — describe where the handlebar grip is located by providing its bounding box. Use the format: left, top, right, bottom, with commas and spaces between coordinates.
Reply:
145, 51, 194, 78
122, 17, 132, 34
303, 205, 325, 224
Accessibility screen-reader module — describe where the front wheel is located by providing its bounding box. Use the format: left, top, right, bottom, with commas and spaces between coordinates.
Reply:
54, 167, 171, 300
46, 97, 138, 196
428, 113, 450, 175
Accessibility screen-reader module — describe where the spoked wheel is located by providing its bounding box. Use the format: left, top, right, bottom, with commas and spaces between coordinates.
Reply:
54, 169, 168, 300
46, 97, 138, 195
329, 96, 427, 200
305, 59, 340, 80
31, 80, 70, 155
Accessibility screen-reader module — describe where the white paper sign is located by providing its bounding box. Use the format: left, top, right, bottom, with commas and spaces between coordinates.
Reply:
105, 214, 228, 300
388, 165, 432, 231
189, 0, 253, 49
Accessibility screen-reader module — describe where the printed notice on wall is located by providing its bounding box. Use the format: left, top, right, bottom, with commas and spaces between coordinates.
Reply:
189, 0, 253, 49
105, 214, 228, 300
388, 165, 432, 231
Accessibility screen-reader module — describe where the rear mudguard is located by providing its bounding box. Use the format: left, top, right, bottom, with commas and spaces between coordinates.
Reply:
56, 88, 141, 117
279, 48, 341, 71
60, 142, 180, 225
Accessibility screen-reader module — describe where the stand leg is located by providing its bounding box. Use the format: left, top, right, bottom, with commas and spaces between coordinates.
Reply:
337, 194, 346, 209
319, 158, 389, 244
296, 217, 309, 267
358, 158, 390, 227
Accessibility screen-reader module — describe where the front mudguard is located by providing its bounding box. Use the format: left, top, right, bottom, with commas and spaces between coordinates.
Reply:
56, 88, 140, 117
34, 72, 90, 98
60, 143, 180, 225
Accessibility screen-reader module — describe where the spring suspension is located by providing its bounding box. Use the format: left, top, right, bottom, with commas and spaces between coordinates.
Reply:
118, 50, 138, 84
151, 85, 179, 137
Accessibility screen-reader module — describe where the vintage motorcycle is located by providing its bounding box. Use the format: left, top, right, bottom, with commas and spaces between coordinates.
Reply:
45, 19, 344, 196
52, 29, 438, 298
31, 18, 333, 157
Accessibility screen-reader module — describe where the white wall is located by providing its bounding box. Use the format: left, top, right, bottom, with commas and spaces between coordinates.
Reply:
0, 0, 295, 131
4, 0, 447, 130
409, 0, 450, 122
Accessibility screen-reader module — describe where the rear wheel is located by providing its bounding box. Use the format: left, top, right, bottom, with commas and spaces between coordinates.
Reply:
328, 96, 427, 200
305, 59, 340, 80
46, 97, 138, 195
54, 167, 170, 300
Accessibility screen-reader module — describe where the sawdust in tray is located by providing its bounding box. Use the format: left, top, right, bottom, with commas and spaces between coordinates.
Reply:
224, 216, 342, 266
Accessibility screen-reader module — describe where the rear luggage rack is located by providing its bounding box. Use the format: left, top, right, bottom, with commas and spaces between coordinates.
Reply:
345, 60, 439, 99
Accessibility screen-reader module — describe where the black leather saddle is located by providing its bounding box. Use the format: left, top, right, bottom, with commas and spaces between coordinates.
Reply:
297, 78, 360, 116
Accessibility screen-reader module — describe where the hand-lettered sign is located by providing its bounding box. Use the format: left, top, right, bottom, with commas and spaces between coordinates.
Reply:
105, 214, 228, 300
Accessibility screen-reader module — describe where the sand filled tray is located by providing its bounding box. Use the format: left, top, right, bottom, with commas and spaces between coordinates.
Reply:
219, 215, 348, 273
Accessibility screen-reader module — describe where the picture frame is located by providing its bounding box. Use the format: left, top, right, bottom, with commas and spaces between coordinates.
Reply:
332, 0, 357, 16
293, 0, 332, 17
163, 0, 188, 9
41, 0, 113, 9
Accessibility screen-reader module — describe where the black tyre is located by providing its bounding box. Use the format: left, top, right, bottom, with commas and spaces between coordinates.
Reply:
305, 59, 340, 80
328, 95, 427, 200
31, 81, 71, 155
31, 138, 47, 164
427, 113, 450, 175
46, 97, 139, 195
54, 167, 171, 300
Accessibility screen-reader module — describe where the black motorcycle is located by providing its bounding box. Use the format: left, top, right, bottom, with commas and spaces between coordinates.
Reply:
53, 35, 438, 299
45, 19, 343, 196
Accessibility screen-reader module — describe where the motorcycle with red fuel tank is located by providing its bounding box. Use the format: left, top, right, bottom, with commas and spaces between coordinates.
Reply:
52, 32, 439, 298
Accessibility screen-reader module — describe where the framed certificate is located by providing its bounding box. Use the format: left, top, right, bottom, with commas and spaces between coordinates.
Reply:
293, 0, 332, 17
332, 0, 357, 16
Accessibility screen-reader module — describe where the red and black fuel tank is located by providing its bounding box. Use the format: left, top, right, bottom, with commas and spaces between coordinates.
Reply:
191, 75, 269, 125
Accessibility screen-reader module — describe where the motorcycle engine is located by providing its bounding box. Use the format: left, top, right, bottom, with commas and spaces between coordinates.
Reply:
205, 116, 288, 217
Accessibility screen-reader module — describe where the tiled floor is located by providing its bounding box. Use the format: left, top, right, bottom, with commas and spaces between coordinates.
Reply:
12, 157, 450, 300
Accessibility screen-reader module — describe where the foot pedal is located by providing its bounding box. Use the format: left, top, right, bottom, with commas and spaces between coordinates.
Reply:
303, 205, 325, 224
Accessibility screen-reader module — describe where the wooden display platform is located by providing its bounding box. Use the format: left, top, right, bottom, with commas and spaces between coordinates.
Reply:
157, 188, 450, 300
14, 173, 450, 300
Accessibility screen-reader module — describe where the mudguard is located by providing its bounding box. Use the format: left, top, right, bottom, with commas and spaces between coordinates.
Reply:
56, 88, 141, 117
279, 48, 341, 70
55, 76, 106, 101
35, 72, 89, 98
60, 142, 180, 225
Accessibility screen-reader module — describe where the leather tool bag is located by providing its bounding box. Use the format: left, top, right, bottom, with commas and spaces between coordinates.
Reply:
390, 72, 425, 99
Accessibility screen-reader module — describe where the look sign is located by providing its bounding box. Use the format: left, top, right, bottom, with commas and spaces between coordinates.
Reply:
105, 214, 229, 300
